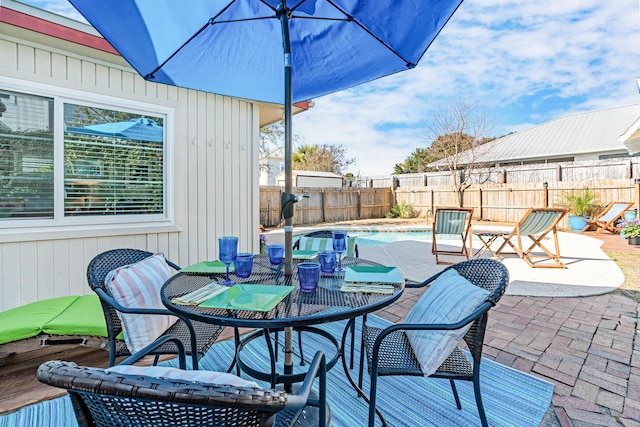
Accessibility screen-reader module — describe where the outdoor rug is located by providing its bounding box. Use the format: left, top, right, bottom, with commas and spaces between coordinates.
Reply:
1, 315, 553, 427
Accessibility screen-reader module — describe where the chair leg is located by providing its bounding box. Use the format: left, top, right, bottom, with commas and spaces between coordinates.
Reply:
368, 364, 380, 427
153, 354, 160, 366
298, 329, 305, 365
349, 318, 356, 369
449, 379, 462, 409
473, 374, 489, 427
358, 315, 368, 389
108, 339, 117, 367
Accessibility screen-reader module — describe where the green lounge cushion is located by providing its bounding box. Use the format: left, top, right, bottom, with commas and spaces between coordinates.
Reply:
0, 295, 109, 345
0, 296, 79, 345
43, 295, 108, 337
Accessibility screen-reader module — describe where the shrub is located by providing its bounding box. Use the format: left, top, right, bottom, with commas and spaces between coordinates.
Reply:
388, 203, 416, 219
557, 188, 601, 217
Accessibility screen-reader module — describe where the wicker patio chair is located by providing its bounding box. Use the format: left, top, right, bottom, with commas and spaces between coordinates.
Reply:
292, 230, 359, 367
431, 207, 474, 264
87, 248, 226, 369
293, 230, 359, 257
37, 336, 330, 427
358, 259, 509, 427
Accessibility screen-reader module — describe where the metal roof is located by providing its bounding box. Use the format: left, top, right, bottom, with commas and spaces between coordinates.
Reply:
431, 103, 640, 167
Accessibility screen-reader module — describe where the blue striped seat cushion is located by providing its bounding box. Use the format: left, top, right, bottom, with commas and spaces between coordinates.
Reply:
297, 236, 357, 257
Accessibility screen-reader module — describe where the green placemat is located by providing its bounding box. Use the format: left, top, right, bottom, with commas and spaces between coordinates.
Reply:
181, 261, 234, 274
199, 284, 294, 312
344, 266, 404, 284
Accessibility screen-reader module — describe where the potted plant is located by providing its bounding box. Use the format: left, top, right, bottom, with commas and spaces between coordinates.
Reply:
619, 219, 640, 245
557, 188, 601, 232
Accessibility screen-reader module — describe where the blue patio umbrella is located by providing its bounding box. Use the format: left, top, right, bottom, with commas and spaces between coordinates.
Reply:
66, 118, 164, 142
67, 0, 463, 393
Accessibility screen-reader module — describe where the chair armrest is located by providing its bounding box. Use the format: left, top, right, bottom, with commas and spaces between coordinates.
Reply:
166, 259, 181, 271
406, 268, 448, 288
94, 287, 173, 316
118, 334, 187, 368
285, 351, 328, 426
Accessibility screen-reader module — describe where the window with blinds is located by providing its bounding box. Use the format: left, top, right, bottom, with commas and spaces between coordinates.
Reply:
0, 90, 54, 219
0, 88, 166, 224
63, 104, 164, 216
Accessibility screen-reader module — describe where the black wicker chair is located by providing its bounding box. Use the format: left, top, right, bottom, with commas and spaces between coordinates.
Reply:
37, 336, 330, 427
87, 248, 226, 369
292, 230, 359, 257
358, 258, 509, 427
291, 230, 359, 367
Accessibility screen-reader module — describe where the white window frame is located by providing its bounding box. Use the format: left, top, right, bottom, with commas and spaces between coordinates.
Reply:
0, 76, 176, 241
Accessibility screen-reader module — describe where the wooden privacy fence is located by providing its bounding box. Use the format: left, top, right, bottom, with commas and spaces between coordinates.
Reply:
394, 179, 640, 228
259, 186, 392, 227
260, 179, 640, 229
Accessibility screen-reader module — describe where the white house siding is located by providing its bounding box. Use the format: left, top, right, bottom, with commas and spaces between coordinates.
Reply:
0, 33, 259, 310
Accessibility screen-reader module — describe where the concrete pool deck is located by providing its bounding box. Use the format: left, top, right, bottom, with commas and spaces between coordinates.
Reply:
265, 224, 626, 298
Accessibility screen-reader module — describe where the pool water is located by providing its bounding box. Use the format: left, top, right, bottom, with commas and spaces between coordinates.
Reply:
349, 231, 432, 246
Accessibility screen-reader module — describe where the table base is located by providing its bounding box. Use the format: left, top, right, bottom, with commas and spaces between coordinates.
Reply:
236, 326, 341, 389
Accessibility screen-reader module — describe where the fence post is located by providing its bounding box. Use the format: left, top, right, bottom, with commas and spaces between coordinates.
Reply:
430, 188, 435, 218
478, 187, 483, 219
390, 176, 398, 210
635, 179, 640, 211
357, 190, 362, 219
543, 182, 549, 208
321, 189, 326, 223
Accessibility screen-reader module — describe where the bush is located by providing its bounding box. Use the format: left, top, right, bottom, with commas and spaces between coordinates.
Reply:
557, 188, 601, 217
387, 203, 416, 219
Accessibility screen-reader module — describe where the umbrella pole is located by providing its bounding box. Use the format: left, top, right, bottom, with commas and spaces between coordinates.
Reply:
279, 2, 295, 392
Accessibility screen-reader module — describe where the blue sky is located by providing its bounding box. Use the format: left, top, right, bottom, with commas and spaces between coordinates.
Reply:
22, 0, 640, 176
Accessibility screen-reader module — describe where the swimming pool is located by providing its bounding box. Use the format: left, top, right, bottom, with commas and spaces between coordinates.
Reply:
348, 230, 432, 246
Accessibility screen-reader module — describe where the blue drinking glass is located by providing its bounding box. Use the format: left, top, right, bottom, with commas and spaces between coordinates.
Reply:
268, 244, 285, 266
234, 253, 254, 278
332, 231, 347, 272
218, 236, 238, 286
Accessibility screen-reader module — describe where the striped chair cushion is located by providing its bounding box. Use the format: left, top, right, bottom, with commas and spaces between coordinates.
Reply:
519, 211, 562, 235
405, 269, 489, 376
298, 235, 357, 257
107, 365, 259, 388
105, 253, 178, 353
435, 210, 468, 234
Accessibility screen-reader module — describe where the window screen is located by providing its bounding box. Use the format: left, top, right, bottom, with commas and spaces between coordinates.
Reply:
0, 90, 54, 219
63, 104, 165, 216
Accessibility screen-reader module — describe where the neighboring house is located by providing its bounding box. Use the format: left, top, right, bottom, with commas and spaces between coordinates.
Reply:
259, 146, 285, 185
430, 103, 640, 169
0, 1, 289, 311
275, 170, 343, 187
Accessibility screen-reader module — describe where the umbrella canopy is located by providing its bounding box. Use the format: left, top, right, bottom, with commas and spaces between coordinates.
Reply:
68, 1, 462, 105
66, 118, 164, 142
68, 0, 463, 273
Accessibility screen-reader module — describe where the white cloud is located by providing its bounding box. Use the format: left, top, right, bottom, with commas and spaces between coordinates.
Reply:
296, 0, 640, 176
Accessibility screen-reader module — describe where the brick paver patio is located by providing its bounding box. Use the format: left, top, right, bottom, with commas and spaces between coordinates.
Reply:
375, 232, 640, 427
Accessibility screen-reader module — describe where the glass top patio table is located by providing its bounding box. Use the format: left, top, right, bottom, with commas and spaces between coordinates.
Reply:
161, 254, 404, 386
